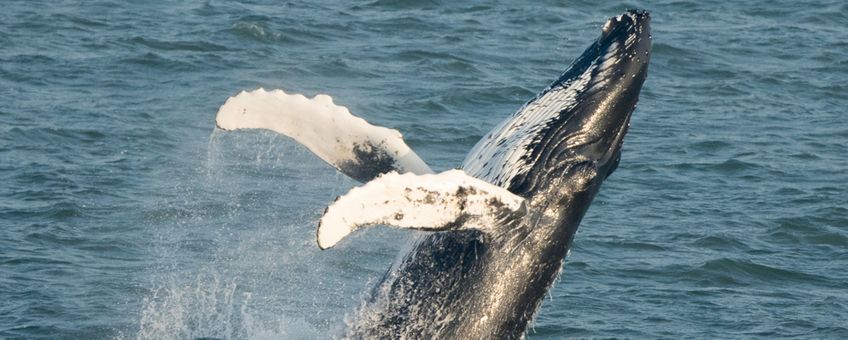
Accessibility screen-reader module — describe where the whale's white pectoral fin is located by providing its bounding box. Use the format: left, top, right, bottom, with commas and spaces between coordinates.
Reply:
215, 88, 433, 182
317, 170, 527, 249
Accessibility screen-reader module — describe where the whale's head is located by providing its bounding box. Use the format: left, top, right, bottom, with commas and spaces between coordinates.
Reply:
570, 10, 652, 179
464, 10, 651, 197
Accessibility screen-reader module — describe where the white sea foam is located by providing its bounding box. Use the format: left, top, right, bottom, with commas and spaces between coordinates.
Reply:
134, 273, 321, 340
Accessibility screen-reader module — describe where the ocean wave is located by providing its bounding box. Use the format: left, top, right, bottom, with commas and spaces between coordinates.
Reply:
231, 21, 285, 43
126, 37, 230, 53
695, 258, 833, 286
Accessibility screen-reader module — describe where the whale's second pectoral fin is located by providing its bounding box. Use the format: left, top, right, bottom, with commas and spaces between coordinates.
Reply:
215, 88, 433, 182
316, 169, 527, 249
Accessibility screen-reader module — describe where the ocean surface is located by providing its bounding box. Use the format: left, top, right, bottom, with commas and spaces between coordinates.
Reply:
2, 0, 846, 338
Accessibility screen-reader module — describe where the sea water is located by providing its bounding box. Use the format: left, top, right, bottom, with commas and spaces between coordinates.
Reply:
2, 1, 846, 338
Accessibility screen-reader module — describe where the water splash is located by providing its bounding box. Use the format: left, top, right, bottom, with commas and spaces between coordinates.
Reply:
135, 272, 320, 340
131, 129, 392, 339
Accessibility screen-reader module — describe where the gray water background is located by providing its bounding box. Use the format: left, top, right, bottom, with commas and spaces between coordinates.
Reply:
2, 0, 847, 338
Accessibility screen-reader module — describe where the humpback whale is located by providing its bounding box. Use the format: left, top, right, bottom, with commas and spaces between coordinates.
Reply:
215, 9, 651, 339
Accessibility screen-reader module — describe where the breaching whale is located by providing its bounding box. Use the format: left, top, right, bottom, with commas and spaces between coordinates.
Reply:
215, 10, 651, 339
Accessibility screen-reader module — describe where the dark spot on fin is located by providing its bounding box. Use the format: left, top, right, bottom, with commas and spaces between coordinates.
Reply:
337, 141, 398, 182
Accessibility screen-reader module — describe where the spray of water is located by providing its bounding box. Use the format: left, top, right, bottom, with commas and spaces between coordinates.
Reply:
132, 130, 397, 339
